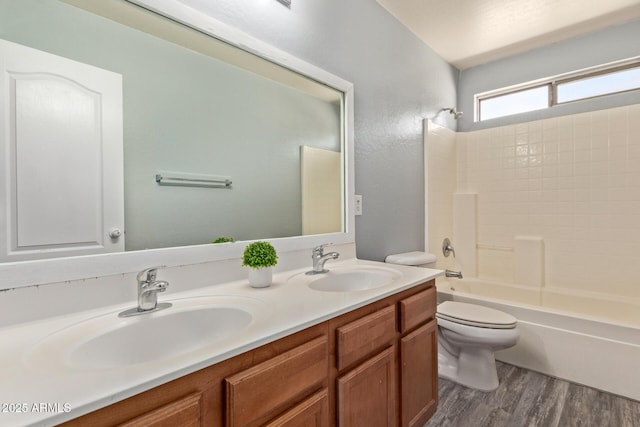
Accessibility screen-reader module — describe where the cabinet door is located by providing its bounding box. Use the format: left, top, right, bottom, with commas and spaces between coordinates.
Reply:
400, 319, 438, 427
337, 346, 395, 427
265, 389, 329, 427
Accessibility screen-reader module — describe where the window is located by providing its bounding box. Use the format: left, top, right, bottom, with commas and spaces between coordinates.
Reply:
476, 58, 640, 122
479, 86, 549, 121
557, 66, 640, 104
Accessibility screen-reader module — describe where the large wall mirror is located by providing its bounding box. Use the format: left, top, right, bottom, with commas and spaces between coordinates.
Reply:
0, 0, 354, 288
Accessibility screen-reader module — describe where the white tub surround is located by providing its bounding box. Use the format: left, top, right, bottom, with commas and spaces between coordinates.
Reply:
437, 278, 640, 401
0, 254, 441, 426
425, 105, 640, 400
452, 192, 477, 276
454, 104, 640, 298
513, 236, 544, 288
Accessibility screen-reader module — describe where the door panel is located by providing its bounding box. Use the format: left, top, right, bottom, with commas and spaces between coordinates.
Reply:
0, 39, 123, 261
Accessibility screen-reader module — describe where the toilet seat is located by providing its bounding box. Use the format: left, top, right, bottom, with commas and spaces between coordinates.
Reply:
437, 301, 517, 329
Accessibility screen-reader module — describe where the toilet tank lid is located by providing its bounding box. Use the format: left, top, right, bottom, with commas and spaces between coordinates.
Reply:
385, 251, 437, 266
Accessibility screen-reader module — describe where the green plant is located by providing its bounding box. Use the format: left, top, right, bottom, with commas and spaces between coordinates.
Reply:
211, 236, 234, 244
242, 241, 278, 269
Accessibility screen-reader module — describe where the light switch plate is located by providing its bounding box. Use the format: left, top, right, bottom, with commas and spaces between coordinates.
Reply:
354, 195, 363, 216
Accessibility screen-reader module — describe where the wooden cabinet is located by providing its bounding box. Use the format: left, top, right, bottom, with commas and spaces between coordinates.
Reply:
332, 304, 397, 427
225, 336, 328, 427
61, 281, 437, 427
330, 283, 437, 427
61, 323, 328, 427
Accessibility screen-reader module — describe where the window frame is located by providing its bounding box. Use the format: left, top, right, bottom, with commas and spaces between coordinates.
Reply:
475, 57, 640, 122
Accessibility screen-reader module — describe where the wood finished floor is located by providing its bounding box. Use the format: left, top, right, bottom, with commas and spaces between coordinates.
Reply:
424, 362, 640, 427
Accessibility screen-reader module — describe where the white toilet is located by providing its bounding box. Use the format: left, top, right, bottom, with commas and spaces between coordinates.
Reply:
436, 301, 518, 391
385, 251, 519, 391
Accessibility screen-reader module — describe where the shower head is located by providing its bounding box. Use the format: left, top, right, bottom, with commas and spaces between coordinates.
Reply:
443, 107, 463, 119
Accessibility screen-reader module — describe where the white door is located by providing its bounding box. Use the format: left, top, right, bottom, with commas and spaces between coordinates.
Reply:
0, 39, 124, 262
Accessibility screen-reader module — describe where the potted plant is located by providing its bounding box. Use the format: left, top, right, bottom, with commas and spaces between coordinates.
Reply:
211, 236, 234, 244
242, 241, 278, 288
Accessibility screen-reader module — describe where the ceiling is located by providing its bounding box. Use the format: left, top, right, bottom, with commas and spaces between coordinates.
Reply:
376, 0, 640, 70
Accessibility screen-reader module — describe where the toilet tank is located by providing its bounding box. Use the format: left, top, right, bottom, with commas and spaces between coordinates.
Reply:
385, 251, 437, 268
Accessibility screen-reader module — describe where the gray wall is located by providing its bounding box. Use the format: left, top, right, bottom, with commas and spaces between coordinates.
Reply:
458, 19, 640, 132
178, 0, 459, 260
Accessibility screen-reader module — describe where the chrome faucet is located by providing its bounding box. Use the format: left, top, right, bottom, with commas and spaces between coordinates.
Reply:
445, 269, 463, 279
137, 267, 170, 311
306, 244, 339, 275
119, 266, 172, 317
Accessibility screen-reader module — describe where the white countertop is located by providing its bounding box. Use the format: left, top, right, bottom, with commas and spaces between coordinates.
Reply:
0, 258, 441, 426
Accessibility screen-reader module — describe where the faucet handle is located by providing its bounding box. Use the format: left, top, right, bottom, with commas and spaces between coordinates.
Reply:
312, 243, 333, 256
442, 238, 456, 258
136, 266, 166, 283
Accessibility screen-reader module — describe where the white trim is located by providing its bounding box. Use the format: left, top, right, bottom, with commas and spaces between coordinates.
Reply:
0, 0, 355, 289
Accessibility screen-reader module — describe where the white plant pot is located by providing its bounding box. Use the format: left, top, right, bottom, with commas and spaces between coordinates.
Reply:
248, 267, 272, 288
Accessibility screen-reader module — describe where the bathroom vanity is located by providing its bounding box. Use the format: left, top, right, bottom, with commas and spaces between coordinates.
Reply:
60, 278, 437, 427
0, 258, 440, 426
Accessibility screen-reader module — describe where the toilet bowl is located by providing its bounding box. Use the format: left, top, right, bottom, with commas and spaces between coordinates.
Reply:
384, 252, 519, 391
436, 301, 519, 391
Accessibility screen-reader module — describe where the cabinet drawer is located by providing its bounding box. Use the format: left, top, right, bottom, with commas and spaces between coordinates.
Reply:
265, 389, 329, 427
118, 392, 201, 427
398, 286, 436, 333
225, 336, 328, 427
336, 305, 396, 371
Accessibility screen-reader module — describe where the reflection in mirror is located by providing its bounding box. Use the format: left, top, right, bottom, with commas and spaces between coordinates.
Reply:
0, 0, 345, 263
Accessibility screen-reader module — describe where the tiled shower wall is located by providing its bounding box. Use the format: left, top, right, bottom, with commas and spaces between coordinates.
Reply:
454, 103, 640, 298
425, 121, 456, 270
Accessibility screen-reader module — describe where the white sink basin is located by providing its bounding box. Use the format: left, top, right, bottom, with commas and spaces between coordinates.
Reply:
307, 266, 401, 292
27, 296, 268, 370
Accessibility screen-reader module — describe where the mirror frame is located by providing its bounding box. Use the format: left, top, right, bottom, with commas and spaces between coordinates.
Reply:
0, 0, 354, 290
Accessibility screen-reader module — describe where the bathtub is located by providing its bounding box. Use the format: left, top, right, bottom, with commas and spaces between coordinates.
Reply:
436, 278, 640, 401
